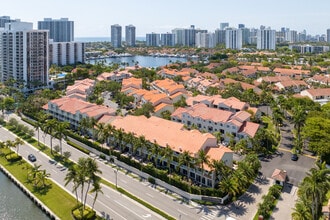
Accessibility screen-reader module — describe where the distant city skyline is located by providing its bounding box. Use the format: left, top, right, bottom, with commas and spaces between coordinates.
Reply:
1, 0, 330, 37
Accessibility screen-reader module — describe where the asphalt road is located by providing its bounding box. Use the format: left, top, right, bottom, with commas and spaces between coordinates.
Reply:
0, 127, 164, 220
6, 113, 225, 220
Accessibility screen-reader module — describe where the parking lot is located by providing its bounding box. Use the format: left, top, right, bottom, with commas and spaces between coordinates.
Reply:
259, 150, 315, 186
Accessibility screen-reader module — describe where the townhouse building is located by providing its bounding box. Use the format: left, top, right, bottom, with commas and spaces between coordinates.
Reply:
109, 115, 233, 187
96, 70, 132, 82
65, 78, 95, 101
43, 97, 116, 129
171, 103, 260, 142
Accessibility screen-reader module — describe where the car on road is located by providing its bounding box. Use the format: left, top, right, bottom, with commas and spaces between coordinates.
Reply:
291, 154, 298, 161
28, 154, 36, 162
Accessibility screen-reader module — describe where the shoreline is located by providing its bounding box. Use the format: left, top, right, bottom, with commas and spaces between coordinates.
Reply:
0, 164, 59, 220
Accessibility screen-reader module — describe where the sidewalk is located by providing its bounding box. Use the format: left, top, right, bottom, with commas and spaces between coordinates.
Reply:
271, 184, 298, 220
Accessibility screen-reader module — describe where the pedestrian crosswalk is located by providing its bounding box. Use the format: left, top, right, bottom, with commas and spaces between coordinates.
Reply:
199, 210, 217, 220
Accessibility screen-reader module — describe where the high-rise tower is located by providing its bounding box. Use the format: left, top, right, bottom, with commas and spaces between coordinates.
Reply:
0, 22, 49, 92
38, 18, 74, 42
111, 24, 122, 48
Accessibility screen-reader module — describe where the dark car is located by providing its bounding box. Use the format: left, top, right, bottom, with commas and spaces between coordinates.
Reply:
28, 154, 36, 162
291, 154, 298, 161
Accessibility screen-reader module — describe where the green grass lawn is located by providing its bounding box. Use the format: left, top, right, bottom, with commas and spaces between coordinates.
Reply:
0, 149, 77, 220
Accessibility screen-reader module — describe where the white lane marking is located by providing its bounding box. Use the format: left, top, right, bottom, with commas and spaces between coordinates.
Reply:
97, 198, 128, 220
51, 169, 58, 173
120, 179, 127, 184
177, 209, 188, 216
146, 193, 154, 198
115, 200, 145, 220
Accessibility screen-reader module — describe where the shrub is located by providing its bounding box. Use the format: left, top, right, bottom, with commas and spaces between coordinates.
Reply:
71, 204, 96, 220
148, 176, 155, 184
5, 152, 22, 162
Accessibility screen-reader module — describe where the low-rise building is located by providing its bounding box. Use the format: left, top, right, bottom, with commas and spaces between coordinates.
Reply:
43, 97, 116, 129
110, 115, 233, 187
300, 88, 330, 105
171, 103, 260, 142
274, 80, 309, 93
65, 78, 95, 101
97, 70, 132, 82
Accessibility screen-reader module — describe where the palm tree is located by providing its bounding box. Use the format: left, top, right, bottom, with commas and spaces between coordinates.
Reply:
178, 150, 193, 179
96, 122, 106, 148
83, 158, 102, 213
292, 196, 312, 220
14, 137, 24, 154
148, 140, 160, 166
89, 176, 103, 211
161, 144, 173, 173
54, 121, 69, 155
64, 165, 80, 204
196, 149, 210, 172
28, 163, 42, 185
219, 176, 239, 199
298, 162, 330, 220
78, 117, 90, 136
35, 112, 48, 146
43, 119, 57, 154
210, 159, 229, 183
138, 135, 147, 160
36, 169, 51, 188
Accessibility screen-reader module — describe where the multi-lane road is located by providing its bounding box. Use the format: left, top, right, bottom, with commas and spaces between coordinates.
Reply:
3, 114, 223, 220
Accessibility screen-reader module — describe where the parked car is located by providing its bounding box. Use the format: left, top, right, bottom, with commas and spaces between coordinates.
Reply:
28, 154, 36, 162
291, 154, 298, 161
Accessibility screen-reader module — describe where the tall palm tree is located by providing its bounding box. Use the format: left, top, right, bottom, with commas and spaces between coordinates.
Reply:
83, 158, 102, 212
138, 135, 147, 160
298, 162, 330, 220
292, 196, 312, 220
54, 121, 69, 155
64, 165, 80, 204
14, 137, 24, 154
43, 119, 57, 154
78, 117, 89, 136
90, 176, 103, 211
148, 140, 160, 166
96, 122, 106, 148
34, 112, 48, 146
161, 144, 173, 173
178, 150, 193, 179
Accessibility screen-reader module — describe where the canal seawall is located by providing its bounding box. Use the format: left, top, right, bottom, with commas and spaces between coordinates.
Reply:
0, 164, 60, 220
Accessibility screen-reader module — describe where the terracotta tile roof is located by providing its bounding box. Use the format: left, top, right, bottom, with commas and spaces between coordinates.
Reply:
273, 67, 310, 75
121, 77, 142, 90
303, 88, 330, 97
205, 146, 233, 162
238, 121, 260, 138
97, 115, 116, 124
276, 80, 308, 88
217, 97, 248, 111
47, 97, 116, 118
154, 103, 172, 113
111, 115, 217, 155
233, 111, 251, 122
172, 103, 234, 123
271, 169, 287, 182
259, 76, 292, 83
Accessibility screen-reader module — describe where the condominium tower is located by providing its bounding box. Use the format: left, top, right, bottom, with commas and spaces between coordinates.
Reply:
0, 22, 49, 92
225, 28, 242, 50
111, 24, 122, 48
257, 27, 276, 50
146, 33, 160, 47
125, 25, 136, 47
38, 18, 74, 42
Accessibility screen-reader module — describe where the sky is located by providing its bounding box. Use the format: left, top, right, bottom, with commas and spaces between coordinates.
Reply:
1, 0, 330, 38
